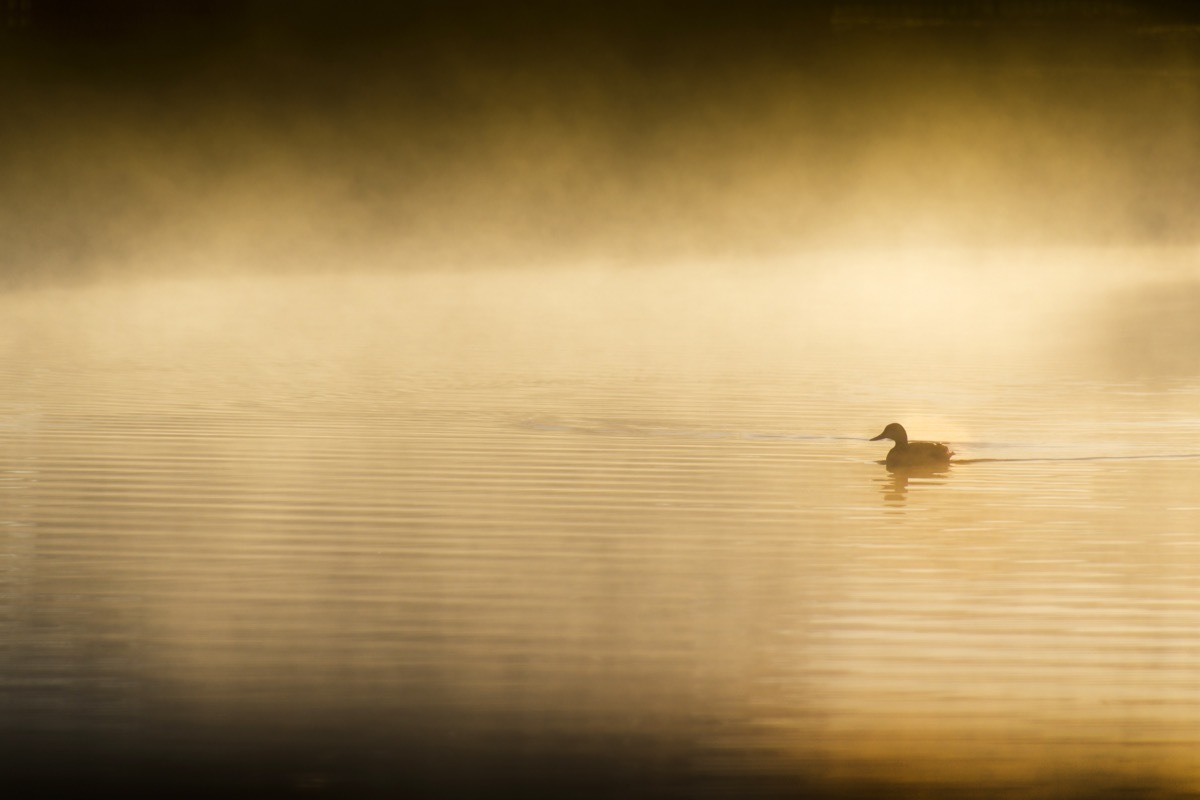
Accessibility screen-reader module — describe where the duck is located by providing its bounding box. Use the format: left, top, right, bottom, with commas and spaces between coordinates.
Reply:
870, 422, 954, 469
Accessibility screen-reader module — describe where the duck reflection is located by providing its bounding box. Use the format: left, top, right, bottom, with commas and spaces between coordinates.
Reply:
878, 463, 951, 503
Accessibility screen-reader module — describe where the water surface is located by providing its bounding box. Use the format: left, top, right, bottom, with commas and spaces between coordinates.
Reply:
2, 249, 1199, 796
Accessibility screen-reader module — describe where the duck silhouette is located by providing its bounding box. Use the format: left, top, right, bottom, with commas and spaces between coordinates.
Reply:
870, 422, 953, 469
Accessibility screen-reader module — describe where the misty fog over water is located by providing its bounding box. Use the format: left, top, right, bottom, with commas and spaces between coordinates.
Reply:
3, 3, 1200, 798
3, 1, 1199, 283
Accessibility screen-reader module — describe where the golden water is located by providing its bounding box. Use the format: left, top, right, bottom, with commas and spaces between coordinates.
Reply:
2, 249, 1199, 795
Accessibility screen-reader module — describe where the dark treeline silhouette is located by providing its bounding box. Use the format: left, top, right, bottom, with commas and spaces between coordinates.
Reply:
1, 1, 1197, 284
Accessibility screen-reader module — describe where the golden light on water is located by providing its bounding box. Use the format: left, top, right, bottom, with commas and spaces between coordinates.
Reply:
3, 3, 1200, 798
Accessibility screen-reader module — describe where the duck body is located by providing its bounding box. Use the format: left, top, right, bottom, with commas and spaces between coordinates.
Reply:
870, 422, 953, 469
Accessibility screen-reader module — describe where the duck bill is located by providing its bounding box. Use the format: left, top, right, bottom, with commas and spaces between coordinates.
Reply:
869, 432, 887, 441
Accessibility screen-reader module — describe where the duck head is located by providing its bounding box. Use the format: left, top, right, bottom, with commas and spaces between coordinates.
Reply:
870, 422, 908, 446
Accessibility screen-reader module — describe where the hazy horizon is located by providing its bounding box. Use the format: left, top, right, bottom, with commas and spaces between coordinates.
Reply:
3, 1, 1199, 285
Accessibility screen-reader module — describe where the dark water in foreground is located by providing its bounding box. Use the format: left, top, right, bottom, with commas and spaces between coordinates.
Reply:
2, 251, 1199, 797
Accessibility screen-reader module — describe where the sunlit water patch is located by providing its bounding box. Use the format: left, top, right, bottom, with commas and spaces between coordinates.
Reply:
2, 250, 1199, 796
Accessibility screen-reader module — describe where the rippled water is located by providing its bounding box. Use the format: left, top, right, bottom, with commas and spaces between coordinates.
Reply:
2, 249, 1199, 796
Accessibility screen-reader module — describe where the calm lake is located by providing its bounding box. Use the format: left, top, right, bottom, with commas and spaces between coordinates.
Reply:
2, 248, 1199, 797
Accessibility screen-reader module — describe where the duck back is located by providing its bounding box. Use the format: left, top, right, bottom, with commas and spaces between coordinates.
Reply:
886, 440, 953, 468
